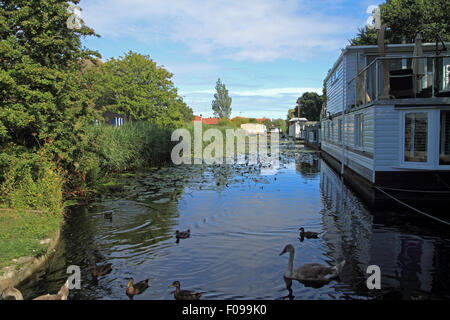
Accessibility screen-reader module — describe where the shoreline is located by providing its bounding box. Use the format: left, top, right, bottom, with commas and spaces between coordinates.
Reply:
0, 227, 62, 292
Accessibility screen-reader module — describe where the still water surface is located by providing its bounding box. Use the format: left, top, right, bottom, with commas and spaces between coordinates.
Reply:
19, 143, 450, 299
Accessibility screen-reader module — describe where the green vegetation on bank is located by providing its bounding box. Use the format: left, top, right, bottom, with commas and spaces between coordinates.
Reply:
85, 122, 174, 175
0, 209, 62, 271
0, 1, 190, 270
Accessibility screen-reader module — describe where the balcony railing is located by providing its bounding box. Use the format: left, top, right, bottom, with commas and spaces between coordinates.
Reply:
347, 54, 450, 108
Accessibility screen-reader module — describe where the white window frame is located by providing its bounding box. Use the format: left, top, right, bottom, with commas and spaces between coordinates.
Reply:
327, 122, 330, 141
338, 118, 342, 144
354, 113, 364, 148
399, 109, 437, 169
438, 109, 450, 169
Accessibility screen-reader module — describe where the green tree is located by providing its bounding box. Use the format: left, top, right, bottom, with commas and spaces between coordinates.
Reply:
0, 0, 99, 163
288, 92, 323, 121
349, 27, 379, 46
88, 51, 193, 127
211, 78, 232, 119
272, 118, 287, 133
350, 0, 450, 45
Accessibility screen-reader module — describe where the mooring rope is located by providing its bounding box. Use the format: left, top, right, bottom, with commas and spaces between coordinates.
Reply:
375, 186, 450, 226
377, 186, 450, 194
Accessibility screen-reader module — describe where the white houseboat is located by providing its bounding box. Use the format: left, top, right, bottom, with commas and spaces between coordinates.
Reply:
320, 40, 450, 206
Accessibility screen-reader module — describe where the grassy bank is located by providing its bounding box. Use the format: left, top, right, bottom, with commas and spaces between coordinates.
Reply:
0, 209, 62, 272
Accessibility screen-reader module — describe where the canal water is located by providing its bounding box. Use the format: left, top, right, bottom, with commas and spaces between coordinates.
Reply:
18, 142, 450, 300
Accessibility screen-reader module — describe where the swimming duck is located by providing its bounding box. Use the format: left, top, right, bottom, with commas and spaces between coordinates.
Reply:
280, 244, 345, 283
33, 280, 69, 300
168, 281, 203, 300
175, 229, 190, 239
103, 210, 114, 220
299, 227, 319, 239
1, 287, 23, 300
126, 278, 149, 297
90, 262, 113, 278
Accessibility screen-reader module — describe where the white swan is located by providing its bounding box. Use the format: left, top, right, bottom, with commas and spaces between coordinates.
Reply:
280, 244, 345, 283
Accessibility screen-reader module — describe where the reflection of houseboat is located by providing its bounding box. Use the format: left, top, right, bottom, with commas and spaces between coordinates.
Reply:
320, 41, 450, 206
320, 159, 445, 297
288, 117, 308, 140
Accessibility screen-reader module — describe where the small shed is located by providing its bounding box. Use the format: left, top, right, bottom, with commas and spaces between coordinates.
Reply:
288, 117, 308, 139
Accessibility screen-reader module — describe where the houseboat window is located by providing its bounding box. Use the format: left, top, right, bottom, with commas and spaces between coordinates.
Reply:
440, 111, 450, 165
404, 112, 428, 162
327, 122, 330, 141
331, 121, 334, 142
355, 114, 363, 147
338, 119, 342, 143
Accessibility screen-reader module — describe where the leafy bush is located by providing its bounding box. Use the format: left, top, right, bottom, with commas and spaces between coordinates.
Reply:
84, 122, 173, 175
0, 147, 64, 214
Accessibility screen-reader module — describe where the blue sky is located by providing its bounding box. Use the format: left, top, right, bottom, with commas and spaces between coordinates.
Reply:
79, 0, 382, 119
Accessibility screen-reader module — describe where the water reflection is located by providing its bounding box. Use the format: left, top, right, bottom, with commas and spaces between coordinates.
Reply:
320, 159, 450, 299
17, 149, 450, 300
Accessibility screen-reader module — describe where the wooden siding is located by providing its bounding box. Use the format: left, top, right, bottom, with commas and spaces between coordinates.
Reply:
373, 104, 401, 171
326, 60, 344, 115
320, 106, 375, 182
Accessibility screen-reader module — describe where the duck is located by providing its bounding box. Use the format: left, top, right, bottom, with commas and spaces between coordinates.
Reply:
175, 229, 190, 239
299, 227, 319, 239
90, 261, 113, 278
279, 244, 345, 284
103, 210, 114, 220
33, 280, 69, 300
126, 278, 149, 297
1, 287, 23, 300
168, 281, 203, 300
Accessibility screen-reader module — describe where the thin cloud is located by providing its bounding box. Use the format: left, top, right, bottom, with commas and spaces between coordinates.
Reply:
180, 87, 322, 98
81, 0, 358, 62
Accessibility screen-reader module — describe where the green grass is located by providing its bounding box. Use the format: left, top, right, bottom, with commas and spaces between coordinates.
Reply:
0, 209, 62, 270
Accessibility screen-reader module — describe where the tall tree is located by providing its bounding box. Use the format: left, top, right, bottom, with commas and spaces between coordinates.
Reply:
350, 0, 450, 45
86, 51, 193, 127
288, 92, 323, 121
0, 0, 99, 158
211, 78, 232, 119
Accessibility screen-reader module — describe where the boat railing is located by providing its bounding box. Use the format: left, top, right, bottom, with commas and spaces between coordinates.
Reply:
347, 54, 450, 108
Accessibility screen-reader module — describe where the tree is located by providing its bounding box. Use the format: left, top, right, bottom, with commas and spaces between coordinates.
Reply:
211, 78, 232, 119
350, 0, 450, 45
287, 92, 323, 121
272, 118, 287, 133
0, 0, 99, 160
87, 51, 193, 127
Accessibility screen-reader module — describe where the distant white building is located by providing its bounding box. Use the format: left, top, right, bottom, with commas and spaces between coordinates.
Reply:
288, 117, 308, 139
240, 123, 267, 135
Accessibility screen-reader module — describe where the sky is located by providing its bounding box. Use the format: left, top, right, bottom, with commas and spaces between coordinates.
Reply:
79, 0, 382, 119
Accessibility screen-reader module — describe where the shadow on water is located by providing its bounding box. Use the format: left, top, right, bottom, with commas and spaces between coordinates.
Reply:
17, 144, 450, 300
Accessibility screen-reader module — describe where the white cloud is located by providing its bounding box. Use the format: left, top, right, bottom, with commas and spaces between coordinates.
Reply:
180, 87, 321, 98
81, 0, 357, 62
